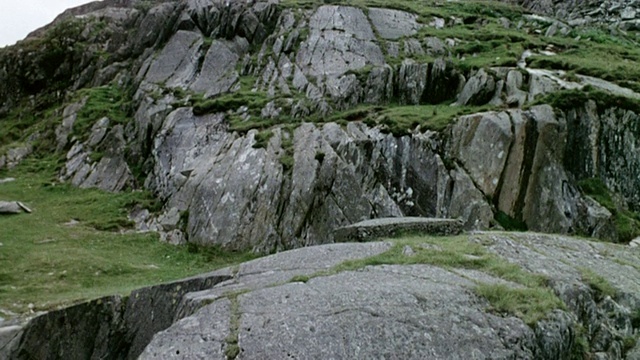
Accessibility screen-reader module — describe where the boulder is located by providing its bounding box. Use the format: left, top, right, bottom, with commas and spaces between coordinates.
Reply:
0, 201, 29, 214
0, 201, 22, 214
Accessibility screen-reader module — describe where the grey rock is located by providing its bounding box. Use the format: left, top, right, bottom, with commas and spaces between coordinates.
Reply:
367, 7, 421, 40
424, 58, 461, 104
0, 201, 22, 214
296, 6, 385, 77
455, 68, 496, 106
87, 117, 110, 147
505, 69, 528, 107
260, 101, 281, 119
6, 269, 233, 360
1, 145, 33, 170
363, 65, 394, 104
449, 111, 513, 198
403, 38, 424, 56
499, 17, 511, 28
62, 123, 134, 192
55, 97, 87, 151
0, 178, 15, 184
334, 217, 464, 242
621, 6, 637, 20
143, 30, 203, 89
424, 36, 446, 56
386, 41, 400, 58
396, 60, 428, 104
429, 17, 446, 29
620, 19, 640, 30
189, 39, 244, 98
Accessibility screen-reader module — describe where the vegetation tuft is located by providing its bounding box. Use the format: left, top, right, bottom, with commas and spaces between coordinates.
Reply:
73, 85, 132, 140
577, 178, 640, 242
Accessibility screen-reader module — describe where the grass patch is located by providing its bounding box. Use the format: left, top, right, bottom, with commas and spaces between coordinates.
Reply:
0, 157, 257, 315
474, 284, 563, 325
73, 84, 131, 141
577, 178, 640, 242
253, 129, 274, 149
578, 267, 617, 299
540, 87, 640, 115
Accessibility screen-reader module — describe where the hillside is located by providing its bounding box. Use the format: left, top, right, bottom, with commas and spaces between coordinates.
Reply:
1, 0, 640, 358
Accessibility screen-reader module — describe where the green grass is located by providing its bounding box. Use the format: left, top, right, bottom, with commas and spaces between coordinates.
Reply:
541, 87, 640, 115
73, 84, 132, 140
296, 235, 564, 325
577, 178, 640, 242
0, 157, 257, 316
578, 267, 617, 299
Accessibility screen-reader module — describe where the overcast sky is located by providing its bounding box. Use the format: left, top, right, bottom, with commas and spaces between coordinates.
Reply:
0, 0, 99, 47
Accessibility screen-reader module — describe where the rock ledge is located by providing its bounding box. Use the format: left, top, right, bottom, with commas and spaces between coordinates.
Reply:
335, 217, 464, 242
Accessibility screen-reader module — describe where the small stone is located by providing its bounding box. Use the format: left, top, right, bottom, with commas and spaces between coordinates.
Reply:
402, 245, 415, 256
430, 17, 445, 29
621, 7, 637, 20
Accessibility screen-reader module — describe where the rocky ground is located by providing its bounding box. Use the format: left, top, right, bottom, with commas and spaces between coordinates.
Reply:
2, 230, 640, 359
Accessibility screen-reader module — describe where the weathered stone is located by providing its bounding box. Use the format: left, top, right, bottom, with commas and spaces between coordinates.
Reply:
367, 8, 420, 40
455, 68, 496, 106
424, 36, 446, 56
296, 6, 385, 77
396, 60, 428, 104
403, 38, 424, 56
189, 39, 244, 98
334, 217, 464, 242
55, 98, 87, 151
449, 111, 513, 198
143, 30, 203, 89
621, 6, 637, 20
0, 201, 22, 214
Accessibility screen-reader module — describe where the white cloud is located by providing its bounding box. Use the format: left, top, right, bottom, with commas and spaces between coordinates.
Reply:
0, 0, 99, 47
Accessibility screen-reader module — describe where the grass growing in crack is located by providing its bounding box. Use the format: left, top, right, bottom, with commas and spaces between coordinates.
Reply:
73, 84, 132, 141
252, 129, 274, 149
578, 267, 617, 300
223, 290, 250, 360
291, 235, 564, 325
576, 177, 640, 242
0, 157, 257, 316
474, 284, 564, 325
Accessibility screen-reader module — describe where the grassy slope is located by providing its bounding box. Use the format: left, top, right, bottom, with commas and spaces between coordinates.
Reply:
0, 158, 256, 316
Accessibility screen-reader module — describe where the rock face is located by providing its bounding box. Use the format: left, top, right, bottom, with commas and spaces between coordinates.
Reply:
0, 0, 638, 248
4, 233, 640, 359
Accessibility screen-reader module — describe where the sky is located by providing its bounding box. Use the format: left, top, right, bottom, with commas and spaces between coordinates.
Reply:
0, 0, 99, 47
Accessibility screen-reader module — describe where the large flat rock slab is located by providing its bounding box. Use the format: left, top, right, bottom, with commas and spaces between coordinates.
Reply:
334, 217, 464, 242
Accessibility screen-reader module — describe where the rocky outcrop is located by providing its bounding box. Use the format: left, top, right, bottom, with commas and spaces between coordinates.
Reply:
1, 0, 637, 249
3, 233, 640, 359
1, 269, 232, 359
